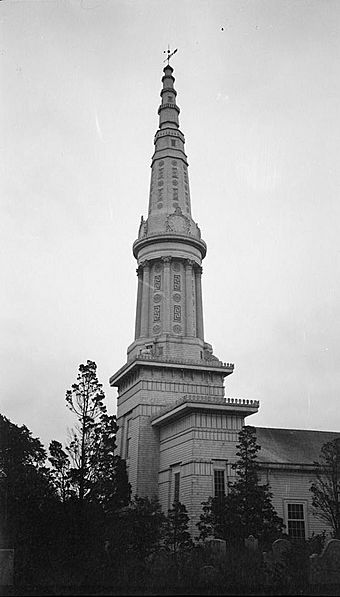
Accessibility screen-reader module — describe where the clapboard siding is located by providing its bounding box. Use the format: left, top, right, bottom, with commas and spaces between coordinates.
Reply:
157, 411, 246, 532
259, 467, 332, 538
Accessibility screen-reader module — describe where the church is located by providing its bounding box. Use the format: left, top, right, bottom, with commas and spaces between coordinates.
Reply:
110, 61, 338, 538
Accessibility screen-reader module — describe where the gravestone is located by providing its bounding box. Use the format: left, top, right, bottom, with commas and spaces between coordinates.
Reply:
263, 539, 292, 587
0, 550, 14, 585
263, 538, 291, 567
199, 565, 222, 587
272, 538, 291, 562
245, 535, 259, 552
309, 539, 340, 585
204, 537, 226, 562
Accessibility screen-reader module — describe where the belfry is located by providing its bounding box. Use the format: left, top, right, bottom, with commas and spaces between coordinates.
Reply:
110, 61, 259, 527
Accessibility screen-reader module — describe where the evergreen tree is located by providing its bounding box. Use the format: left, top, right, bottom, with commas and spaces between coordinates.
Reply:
48, 440, 72, 503
65, 360, 130, 509
111, 496, 165, 560
198, 426, 284, 546
163, 501, 193, 558
310, 438, 340, 538
0, 414, 58, 581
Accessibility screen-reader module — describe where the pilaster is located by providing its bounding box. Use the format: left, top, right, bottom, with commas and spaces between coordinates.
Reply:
140, 260, 150, 337
134, 266, 143, 339
185, 259, 195, 337
195, 265, 204, 340
162, 256, 172, 333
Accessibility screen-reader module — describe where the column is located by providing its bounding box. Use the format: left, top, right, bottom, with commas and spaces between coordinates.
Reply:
162, 256, 171, 333
140, 260, 150, 337
134, 266, 143, 339
195, 265, 204, 340
185, 259, 194, 336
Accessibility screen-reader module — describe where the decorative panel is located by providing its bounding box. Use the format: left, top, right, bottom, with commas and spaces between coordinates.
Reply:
174, 305, 181, 322
154, 275, 161, 290
174, 275, 181, 291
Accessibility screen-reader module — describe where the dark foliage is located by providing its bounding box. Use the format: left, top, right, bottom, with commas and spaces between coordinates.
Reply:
310, 437, 340, 538
111, 495, 165, 559
197, 426, 284, 547
163, 501, 193, 555
0, 414, 58, 583
0, 361, 131, 588
48, 439, 72, 503
63, 360, 130, 509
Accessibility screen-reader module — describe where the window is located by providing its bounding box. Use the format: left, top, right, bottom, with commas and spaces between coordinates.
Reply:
174, 472, 180, 502
284, 500, 308, 539
125, 418, 132, 459
171, 139, 176, 147
286, 502, 306, 540
214, 469, 225, 499
170, 466, 181, 506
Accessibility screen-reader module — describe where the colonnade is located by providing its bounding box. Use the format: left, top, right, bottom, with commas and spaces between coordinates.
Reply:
134, 257, 204, 341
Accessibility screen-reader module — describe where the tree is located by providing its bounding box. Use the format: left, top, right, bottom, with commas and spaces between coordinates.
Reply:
0, 414, 58, 582
113, 496, 165, 560
49, 440, 71, 503
310, 437, 340, 538
65, 360, 130, 509
163, 501, 192, 566
197, 426, 284, 546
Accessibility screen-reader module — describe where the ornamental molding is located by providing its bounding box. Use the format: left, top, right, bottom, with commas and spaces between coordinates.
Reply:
138, 215, 148, 239
158, 103, 180, 115
137, 256, 202, 271
166, 206, 191, 235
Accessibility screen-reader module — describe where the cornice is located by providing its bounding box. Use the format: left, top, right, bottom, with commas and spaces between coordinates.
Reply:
151, 398, 259, 427
133, 232, 207, 259
109, 355, 234, 387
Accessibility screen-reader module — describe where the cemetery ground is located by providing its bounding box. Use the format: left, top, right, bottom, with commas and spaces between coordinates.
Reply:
2, 535, 340, 596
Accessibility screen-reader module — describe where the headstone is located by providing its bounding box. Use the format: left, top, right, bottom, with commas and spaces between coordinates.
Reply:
0, 550, 14, 585
309, 539, 340, 585
263, 539, 292, 587
245, 535, 259, 551
272, 538, 292, 563
199, 565, 221, 587
204, 537, 226, 562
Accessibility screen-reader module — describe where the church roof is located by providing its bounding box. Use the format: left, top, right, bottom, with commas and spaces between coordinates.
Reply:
255, 426, 340, 467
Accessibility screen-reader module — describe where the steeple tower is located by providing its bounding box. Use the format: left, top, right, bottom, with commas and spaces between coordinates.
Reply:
110, 63, 258, 503
148, 64, 193, 222
130, 64, 209, 361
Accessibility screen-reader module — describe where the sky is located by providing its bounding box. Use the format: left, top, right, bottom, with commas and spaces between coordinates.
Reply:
1, 0, 340, 449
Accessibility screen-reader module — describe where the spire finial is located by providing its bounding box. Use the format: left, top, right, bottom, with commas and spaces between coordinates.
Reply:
163, 45, 178, 65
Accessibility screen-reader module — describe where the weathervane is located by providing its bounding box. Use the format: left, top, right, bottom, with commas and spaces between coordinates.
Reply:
163, 45, 178, 65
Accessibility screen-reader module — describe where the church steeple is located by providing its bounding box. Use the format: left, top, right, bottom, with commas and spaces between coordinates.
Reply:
129, 63, 212, 361
143, 64, 196, 236
110, 61, 242, 503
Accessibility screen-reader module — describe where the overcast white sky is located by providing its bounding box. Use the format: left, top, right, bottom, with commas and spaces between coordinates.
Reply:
1, 0, 340, 449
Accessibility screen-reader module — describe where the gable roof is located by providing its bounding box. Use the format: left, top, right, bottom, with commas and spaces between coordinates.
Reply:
255, 427, 340, 466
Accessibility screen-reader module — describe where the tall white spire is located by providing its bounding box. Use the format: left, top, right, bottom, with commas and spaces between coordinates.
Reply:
129, 63, 211, 360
